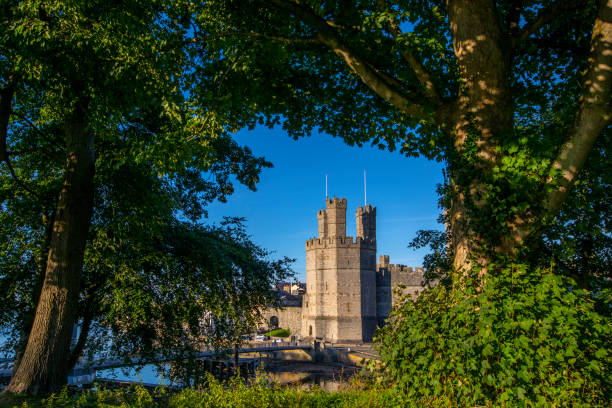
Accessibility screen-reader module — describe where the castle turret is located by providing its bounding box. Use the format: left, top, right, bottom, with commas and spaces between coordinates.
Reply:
317, 209, 327, 238
378, 254, 389, 267
325, 197, 346, 237
356, 205, 376, 241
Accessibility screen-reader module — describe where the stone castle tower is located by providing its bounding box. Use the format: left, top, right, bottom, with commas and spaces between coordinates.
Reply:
302, 197, 378, 342
260, 196, 429, 342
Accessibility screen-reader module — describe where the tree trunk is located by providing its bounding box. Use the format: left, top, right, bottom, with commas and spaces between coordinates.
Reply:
4, 96, 94, 395
446, 0, 515, 273
234, 344, 240, 378
0, 84, 13, 157
11, 210, 56, 377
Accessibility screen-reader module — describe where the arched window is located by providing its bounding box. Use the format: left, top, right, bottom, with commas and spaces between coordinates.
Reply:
270, 316, 279, 329
309, 325, 313, 336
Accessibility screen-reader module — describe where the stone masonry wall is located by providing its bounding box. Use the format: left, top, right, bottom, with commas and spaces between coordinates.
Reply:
376, 255, 426, 327
303, 236, 373, 342
261, 306, 303, 338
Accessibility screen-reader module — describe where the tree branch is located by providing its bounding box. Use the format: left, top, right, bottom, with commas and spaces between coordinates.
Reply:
544, 0, 612, 216
12, 110, 65, 152
512, 0, 584, 48
530, 36, 589, 55
0, 84, 41, 198
267, 0, 427, 118
0, 83, 13, 162
363, 60, 421, 100
508, 1, 612, 249
203, 31, 318, 44
375, 0, 442, 104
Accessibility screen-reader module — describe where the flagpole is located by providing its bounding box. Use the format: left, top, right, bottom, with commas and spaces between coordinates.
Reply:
364, 170, 367, 206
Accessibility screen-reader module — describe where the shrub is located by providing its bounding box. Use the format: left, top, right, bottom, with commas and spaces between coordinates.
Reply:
376, 264, 611, 407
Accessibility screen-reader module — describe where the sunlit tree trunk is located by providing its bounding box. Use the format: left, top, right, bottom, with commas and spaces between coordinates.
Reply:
446, 0, 514, 274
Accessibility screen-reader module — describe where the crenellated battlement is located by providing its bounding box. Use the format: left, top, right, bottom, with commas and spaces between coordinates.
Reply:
376, 254, 425, 287
318, 196, 347, 237
377, 264, 425, 274
326, 197, 347, 209
305, 235, 376, 250
356, 204, 376, 240
355, 204, 375, 215
376, 254, 423, 274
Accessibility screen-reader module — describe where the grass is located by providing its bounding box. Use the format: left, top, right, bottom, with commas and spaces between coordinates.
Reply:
0, 376, 404, 408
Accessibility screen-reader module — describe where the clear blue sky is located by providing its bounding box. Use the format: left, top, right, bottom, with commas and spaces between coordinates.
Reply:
206, 126, 444, 282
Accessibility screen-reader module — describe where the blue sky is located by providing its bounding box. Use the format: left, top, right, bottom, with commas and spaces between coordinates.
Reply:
206, 126, 444, 282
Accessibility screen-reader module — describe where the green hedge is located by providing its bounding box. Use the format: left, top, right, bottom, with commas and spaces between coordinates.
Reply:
265, 328, 291, 338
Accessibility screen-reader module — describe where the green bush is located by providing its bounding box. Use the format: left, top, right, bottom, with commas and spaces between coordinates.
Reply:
265, 328, 291, 338
376, 264, 611, 407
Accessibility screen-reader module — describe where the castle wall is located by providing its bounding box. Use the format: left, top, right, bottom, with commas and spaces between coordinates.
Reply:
261, 306, 302, 337
356, 205, 377, 340
376, 255, 426, 326
359, 245, 377, 341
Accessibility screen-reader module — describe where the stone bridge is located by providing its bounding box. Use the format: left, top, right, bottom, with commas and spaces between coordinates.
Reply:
0, 341, 314, 381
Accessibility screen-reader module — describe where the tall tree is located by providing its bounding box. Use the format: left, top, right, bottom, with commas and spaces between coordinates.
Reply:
189, 2, 611, 403
0, 0, 279, 394
194, 0, 611, 275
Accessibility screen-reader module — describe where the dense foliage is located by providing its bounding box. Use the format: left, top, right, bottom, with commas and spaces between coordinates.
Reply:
0, 0, 291, 392
376, 265, 611, 406
1, 0, 610, 400
193, 2, 609, 404
192, 0, 610, 274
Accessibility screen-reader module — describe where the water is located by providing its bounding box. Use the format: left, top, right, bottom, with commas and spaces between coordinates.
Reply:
268, 371, 350, 392
97, 362, 353, 392
97, 364, 171, 386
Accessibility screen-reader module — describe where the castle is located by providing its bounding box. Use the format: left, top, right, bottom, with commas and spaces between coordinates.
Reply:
262, 197, 427, 343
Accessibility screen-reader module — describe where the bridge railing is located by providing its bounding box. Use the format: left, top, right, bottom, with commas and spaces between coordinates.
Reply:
197, 340, 309, 352
0, 341, 314, 377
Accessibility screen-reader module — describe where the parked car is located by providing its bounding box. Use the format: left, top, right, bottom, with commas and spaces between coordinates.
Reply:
255, 334, 269, 341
